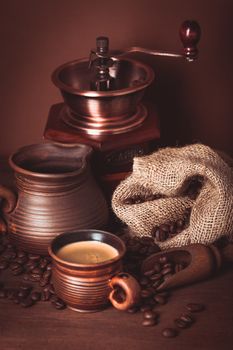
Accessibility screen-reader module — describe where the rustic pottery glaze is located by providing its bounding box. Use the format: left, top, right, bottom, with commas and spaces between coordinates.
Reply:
48, 230, 141, 312
0, 143, 109, 254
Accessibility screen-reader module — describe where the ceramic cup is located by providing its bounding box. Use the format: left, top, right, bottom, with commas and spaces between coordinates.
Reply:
48, 230, 141, 312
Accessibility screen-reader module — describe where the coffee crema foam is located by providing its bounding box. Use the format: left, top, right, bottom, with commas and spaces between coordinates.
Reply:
57, 241, 119, 264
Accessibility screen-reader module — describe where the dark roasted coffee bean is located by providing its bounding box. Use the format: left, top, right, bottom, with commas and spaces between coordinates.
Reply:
18, 289, 30, 299
142, 318, 157, 327
20, 298, 34, 308
155, 229, 168, 242
23, 273, 30, 281
29, 273, 41, 282
10, 262, 21, 271
162, 328, 178, 338
0, 259, 9, 270
127, 306, 139, 314
2, 249, 17, 260
15, 256, 28, 265
39, 278, 49, 287
55, 298, 66, 310
7, 289, 18, 300
154, 295, 167, 305
160, 224, 170, 232
161, 266, 173, 276
124, 198, 134, 205
143, 269, 155, 277
30, 291, 41, 301
169, 223, 176, 234
176, 219, 184, 229
31, 267, 43, 275
180, 313, 195, 324
13, 296, 22, 304
152, 279, 163, 289
151, 227, 159, 239
143, 310, 158, 320
174, 318, 190, 329
17, 251, 27, 258
140, 304, 152, 312
186, 303, 205, 312
141, 289, 152, 298
139, 276, 150, 286
41, 290, 50, 301
48, 284, 55, 294
43, 270, 52, 280
27, 261, 38, 271
153, 262, 161, 273
50, 294, 59, 304
150, 273, 162, 281
19, 284, 32, 292
46, 263, 52, 271
28, 254, 41, 261
39, 258, 49, 270
0, 288, 7, 298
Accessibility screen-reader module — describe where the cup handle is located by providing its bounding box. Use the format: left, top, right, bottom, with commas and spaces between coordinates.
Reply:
0, 185, 17, 232
108, 272, 141, 311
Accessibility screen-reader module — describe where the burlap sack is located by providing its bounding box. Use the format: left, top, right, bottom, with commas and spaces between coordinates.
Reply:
112, 144, 233, 249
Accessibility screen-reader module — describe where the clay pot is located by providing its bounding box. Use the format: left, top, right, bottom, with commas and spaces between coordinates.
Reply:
0, 143, 109, 254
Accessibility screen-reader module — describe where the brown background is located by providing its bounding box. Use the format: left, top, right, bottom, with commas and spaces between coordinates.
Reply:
0, 0, 233, 159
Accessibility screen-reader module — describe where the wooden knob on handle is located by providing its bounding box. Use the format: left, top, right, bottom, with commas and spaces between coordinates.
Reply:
179, 20, 201, 61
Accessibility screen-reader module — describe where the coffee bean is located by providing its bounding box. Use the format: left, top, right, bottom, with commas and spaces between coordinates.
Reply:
161, 266, 173, 276
142, 318, 157, 327
160, 224, 170, 232
155, 228, 168, 242
7, 289, 18, 300
139, 276, 150, 286
19, 284, 32, 292
150, 273, 162, 281
143, 310, 158, 320
28, 254, 40, 261
140, 304, 152, 312
20, 298, 34, 308
127, 306, 139, 314
153, 262, 161, 273
18, 289, 30, 299
41, 290, 50, 301
186, 303, 205, 312
0, 259, 9, 270
39, 278, 49, 287
43, 270, 52, 280
0, 288, 7, 298
54, 298, 66, 310
31, 267, 43, 275
48, 284, 55, 294
39, 258, 49, 270
13, 296, 22, 304
162, 328, 178, 338
152, 280, 163, 289
17, 251, 27, 258
174, 318, 190, 329
179, 313, 195, 324
30, 291, 41, 301
15, 256, 28, 265
27, 261, 38, 271
2, 249, 16, 261
143, 269, 155, 277
29, 273, 41, 282
141, 289, 153, 298
46, 264, 52, 271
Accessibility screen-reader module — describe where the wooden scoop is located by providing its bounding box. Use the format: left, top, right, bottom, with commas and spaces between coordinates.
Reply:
141, 243, 233, 291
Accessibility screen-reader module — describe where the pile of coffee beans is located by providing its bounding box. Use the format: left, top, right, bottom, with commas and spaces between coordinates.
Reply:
0, 233, 66, 310
120, 235, 206, 337
122, 175, 204, 244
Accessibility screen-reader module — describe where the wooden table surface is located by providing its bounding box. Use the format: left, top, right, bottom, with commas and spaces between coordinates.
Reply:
1, 265, 233, 350
0, 166, 233, 350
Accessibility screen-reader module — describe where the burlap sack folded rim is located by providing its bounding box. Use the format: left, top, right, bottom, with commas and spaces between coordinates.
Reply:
112, 143, 233, 249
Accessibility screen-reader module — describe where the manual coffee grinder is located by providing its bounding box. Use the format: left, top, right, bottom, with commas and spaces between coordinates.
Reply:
44, 20, 201, 195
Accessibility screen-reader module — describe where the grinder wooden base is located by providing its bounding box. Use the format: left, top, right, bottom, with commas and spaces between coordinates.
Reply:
44, 101, 160, 196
